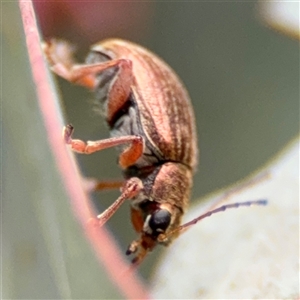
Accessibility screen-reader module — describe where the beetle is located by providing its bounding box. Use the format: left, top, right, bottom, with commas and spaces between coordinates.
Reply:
43, 38, 267, 265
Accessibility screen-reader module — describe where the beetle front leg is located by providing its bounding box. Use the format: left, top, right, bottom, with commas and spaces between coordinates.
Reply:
63, 124, 143, 168
82, 177, 124, 193
97, 177, 143, 227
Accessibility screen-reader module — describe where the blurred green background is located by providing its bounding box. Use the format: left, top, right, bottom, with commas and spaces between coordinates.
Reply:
3, 1, 299, 299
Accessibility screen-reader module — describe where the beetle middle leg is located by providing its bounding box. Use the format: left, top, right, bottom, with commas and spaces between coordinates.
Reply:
64, 124, 143, 169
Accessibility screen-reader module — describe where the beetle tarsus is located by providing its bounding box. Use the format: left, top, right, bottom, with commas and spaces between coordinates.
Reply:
126, 240, 139, 255
63, 124, 74, 144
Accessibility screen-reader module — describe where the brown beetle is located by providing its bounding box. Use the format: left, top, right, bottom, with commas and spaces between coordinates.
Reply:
43, 39, 266, 265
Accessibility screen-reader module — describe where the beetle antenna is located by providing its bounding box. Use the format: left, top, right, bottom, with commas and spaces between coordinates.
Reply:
167, 199, 268, 238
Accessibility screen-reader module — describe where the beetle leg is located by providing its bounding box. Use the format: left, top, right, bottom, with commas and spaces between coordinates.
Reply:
131, 248, 149, 266
54, 59, 131, 90
43, 39, 94, 88
97, 177, 143, 227
44, 40, 133, 123
43, 39, 132, 91
63, 124, 143, 168
56, 58, 133, 123
82, 177, 124, 193
43, 39, 76, 69
93, 180, 124, 191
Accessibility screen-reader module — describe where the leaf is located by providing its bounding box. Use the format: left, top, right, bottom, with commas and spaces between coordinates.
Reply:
2, 2, 148, 299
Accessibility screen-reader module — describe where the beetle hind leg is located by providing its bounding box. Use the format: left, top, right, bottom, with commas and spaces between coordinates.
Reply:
43, 39, 133, 92
43, 39, 76, 70
43, 39, 97, 89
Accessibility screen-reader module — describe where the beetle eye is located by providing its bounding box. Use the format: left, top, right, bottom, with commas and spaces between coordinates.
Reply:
148, 209, 171, 233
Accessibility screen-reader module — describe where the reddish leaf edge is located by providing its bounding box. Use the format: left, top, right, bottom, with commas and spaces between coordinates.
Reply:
19, 1, 149, 299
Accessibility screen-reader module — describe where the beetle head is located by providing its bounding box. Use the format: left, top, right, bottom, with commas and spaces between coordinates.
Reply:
127, 162, 193, 264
